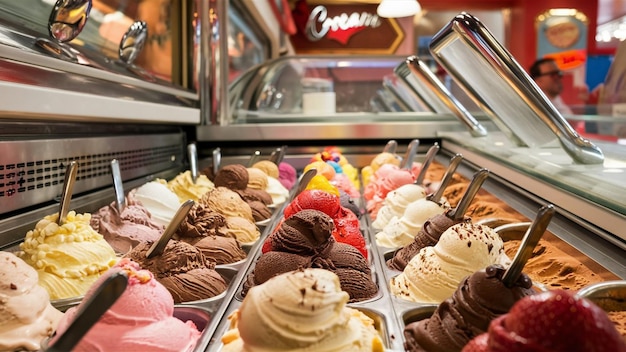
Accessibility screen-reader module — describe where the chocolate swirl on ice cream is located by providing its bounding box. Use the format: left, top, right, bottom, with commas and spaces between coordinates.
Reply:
124, 240, 227, 303
244, 209, 377, 303
404, 264, 534, 352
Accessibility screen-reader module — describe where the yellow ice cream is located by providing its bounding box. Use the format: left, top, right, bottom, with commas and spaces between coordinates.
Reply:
18, 211, 117, 300
303, 161, 336, 180
305, 174, 340, 196
221, 269, 384, 352
163, 170, 214, 202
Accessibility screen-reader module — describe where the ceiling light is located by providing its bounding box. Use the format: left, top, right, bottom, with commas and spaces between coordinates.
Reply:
377, 0, 421, 18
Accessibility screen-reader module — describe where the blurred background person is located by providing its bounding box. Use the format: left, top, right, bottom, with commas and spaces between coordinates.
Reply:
529, 57, 573, 115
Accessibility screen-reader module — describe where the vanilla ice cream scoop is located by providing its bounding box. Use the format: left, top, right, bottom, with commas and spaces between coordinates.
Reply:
390, 222, 510, 304
375, 197, 446, 249
222, 268, 384, 352
372, 183, 427, 230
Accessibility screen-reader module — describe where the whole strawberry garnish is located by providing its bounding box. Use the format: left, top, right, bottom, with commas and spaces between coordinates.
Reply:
482, 289, 626, 352
462, 333, 489, 352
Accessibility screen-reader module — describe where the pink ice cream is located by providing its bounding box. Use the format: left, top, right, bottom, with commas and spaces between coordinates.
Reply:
90, 198, 164, 254
365, 164, 416, 219
50, 258, 201, 352
278, 162, 297, 190
331, 172, 360, 198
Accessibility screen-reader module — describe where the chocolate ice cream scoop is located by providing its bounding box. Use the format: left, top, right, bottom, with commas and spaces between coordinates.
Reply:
235, 188, 272, 205
173, 203, 247, 265
404, 264, 535, 352
263, 209, 335, 255
246, 209, 376, 303
124, 240, 227, 303
176, 202, 227, 238
214, 164, 249, 190
248, 200, 272, 222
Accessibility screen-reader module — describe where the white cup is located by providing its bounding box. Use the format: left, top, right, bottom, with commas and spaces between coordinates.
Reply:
302, 92, 336, 115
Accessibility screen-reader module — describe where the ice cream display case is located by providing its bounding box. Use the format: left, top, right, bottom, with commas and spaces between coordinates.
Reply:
0, 3, 626, 352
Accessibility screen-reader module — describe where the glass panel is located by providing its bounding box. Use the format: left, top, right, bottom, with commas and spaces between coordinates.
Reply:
228, 2, 268, 83
0, 0, 181, 86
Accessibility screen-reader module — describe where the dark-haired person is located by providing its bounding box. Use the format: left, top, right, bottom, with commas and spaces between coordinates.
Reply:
529, 58, 573, 115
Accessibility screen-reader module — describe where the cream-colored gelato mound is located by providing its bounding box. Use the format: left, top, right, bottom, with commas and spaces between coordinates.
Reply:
222, 269, 384, 352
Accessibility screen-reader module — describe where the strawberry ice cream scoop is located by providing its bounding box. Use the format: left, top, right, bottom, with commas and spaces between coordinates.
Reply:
463, 289, 626, 352
365, 165, 415, 218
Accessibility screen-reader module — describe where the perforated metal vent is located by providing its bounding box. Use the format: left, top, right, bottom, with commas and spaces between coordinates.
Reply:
0, 133, 185, 215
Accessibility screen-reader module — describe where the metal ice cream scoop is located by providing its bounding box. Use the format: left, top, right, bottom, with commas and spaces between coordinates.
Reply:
44, 270, 128, 352
400, 139, 420, 170
247, 150, 261, 167
188, 143, 198, 184
269, 145, 287, 165
426, 153, 463, 205
146, 199, 195, 258
57, 160, 78, 225
383, 139, 398, 154
447, 168, 489, 220
110, 159, 125, 213
212, 147, 221, 176
413, 143, 440, 185
290, 168, 317, 201
502, 204, 554, 287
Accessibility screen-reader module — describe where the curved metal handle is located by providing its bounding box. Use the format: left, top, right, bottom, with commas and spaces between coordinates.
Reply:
402, 56, 488, 138
119, 21, 148, 65
430, 13, 603, 164
48, 0, 92, 43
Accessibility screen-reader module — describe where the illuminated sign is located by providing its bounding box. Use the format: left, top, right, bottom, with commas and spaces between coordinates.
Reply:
291, 1, 404, 54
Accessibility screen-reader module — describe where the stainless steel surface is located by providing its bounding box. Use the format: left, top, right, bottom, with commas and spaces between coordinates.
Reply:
0, 132, 185, 217
45, 271, 128, 352
110, 159, 125, 213
195, 120, 470, 142
401, 56, 488, 138
119, 21, 148, 65
414, 143, 439, 185
57, 161, 78, 225
48, 0, 92, 43
430, 12, 604, 164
